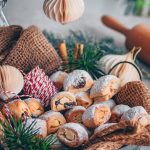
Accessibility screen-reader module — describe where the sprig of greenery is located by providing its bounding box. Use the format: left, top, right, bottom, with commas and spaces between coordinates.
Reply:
1, 117, 57, 150
43, 30, 125, 79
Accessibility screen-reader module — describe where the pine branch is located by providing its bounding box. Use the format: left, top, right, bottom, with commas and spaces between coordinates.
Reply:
1, 117, 57, 150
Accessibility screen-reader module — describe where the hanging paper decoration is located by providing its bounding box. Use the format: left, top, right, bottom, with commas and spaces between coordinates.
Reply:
43, 0, 85, 24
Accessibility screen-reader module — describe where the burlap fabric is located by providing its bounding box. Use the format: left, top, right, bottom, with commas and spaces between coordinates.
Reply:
0, 25, 23, 63
2, 25, 61, 75
85, 115, 150, 149
115, 81, 150, 113
85, 141, 123, 150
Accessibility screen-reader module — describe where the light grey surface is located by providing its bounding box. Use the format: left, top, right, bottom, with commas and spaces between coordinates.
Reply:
2, 0, 150, 45
120, 146, 150, 150
3, 0, 150, 88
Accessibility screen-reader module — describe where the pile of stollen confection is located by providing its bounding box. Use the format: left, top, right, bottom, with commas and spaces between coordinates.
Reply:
0, 64, 150, 150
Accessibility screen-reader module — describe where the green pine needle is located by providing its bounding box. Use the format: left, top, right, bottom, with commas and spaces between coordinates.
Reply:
1, 117, 57, 150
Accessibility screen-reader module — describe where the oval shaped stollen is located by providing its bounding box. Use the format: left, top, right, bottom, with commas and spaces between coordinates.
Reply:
114, 81, 150, 113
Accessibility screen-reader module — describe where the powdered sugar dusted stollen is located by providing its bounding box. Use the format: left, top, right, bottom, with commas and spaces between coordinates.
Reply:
50, 71, 68, 90
39, 110, 66, 134
121, 106, 149, 133
25, 118, 47, 138
90, 75, 121, 101
65, 106, 86, 123
24, 66, 57, 107
51, 91, 76, 111
94, 99, 116, 110
82, 104, 111, 128
57, 123, 89, 147
75, 92, 93, 108
110, 104, 131, 123
64, 70, 94, 93
115, 81, 150, 113
2, 25, 61, 75
84, 141, 123, 150
0, 25, 23, 63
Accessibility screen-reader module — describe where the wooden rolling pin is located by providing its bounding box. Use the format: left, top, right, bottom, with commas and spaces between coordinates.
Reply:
101, 15, 150, 65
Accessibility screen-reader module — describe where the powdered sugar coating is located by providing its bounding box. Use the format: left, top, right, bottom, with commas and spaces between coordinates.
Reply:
51, 91, 75, 101
94, 123, 117, 135
63, 70, 93, 91
121, 106, 148, 121
95, 99, 116, 110
58, 123, 88, 143
90, 75, 120, 98
50, 71, 68, 82
82, 104, 110, 122
25, 118, 47, 136
112, 104, 131, 116
39, 110, 64, 121
65, 106, 86, 116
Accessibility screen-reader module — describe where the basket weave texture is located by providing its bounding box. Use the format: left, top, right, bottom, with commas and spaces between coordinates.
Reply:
2, 25, 61, 75
0, 25, 23, 63
115, 81, 150, 113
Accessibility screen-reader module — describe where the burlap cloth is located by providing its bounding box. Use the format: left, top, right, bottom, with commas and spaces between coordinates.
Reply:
85, 117, 150, 149
0, 25, 23, 63
1, 25, 61, 75
115, 81, 150, 113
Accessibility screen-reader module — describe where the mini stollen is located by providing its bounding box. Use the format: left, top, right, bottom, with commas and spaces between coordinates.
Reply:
57, 123, 89, 148
2, 25, 61, 75
115, 81, 150, 113
0, 25, 23, 63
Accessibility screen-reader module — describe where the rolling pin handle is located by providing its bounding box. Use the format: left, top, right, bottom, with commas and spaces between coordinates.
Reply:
101, 15, 129, 35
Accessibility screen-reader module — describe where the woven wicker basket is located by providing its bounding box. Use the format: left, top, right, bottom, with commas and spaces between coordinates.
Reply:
0, 25, 23, 63
114, 81, 150, 113
2, 25, 62, 75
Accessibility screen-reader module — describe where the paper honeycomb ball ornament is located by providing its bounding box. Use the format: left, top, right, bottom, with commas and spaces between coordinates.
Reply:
43, 0, 85, 24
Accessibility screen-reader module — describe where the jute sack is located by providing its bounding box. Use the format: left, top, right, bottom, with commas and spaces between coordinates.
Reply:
115, 81, 150, 113
2, 25, 62, 75
0, 25, 23, 63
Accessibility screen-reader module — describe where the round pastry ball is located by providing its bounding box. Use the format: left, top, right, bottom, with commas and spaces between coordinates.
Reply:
82, 104, 111, 128
2, 99, 31, 120
24, 98, 44, 117
50, 71, 68, 90
63, 70, 94, 93
90, 75, 121, 101
57, 123, 89, 147
25, 118, 47, 138
39, 110, 66, 134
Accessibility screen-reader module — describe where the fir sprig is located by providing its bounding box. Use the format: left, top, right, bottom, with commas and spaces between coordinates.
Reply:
62, 43, 106, 79
1, 117, 57, 150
